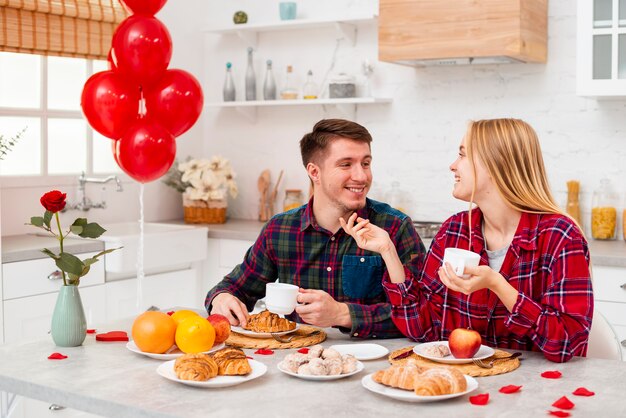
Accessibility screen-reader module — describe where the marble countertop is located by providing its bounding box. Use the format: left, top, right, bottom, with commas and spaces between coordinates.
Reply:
0, 323, 624, 418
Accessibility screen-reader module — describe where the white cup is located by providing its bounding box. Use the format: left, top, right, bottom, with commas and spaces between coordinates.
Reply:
442, 248, 480, 278
265, 283, 299, 315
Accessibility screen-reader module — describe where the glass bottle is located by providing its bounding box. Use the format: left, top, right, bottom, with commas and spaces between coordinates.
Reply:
283, 189, 303, 212
280, 65, 298, 100
245, 47, 256, 101
263, 59, 276, 100
302, 70, 318, 99
566, 180, 582, 227
223, 62, 236, 102
385, 181, 406, 213
591, 178, 618, 240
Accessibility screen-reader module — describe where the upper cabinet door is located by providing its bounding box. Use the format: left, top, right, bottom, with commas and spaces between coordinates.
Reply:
577, 0, 626, 96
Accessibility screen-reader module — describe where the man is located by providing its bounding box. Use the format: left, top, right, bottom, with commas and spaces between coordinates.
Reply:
206, 119, 425, 338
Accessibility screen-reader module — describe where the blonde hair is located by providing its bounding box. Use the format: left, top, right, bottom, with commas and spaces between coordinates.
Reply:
465, 118, 580, 241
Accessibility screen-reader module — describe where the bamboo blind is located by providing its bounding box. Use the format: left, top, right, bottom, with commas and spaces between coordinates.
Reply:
0, 0, 128, 60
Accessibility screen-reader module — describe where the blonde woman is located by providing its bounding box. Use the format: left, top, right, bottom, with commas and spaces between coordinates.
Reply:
341, 118, 592, 363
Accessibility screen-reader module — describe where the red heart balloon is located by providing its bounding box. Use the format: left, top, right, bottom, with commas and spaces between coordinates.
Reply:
114, 119, 176, 183
121, 0, 167, 16
145, 69, 204, 137
112, 15, 172, 86
81, 70, 140, 139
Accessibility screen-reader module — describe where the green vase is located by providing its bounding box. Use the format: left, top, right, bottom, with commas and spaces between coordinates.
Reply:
51, 285, 87, 347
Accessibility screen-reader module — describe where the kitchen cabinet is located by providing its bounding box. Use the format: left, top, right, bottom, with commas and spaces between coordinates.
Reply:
205, 14, 391, 122
593, 265, 626, 360
204, 238, 255, 293
577, 0, 626, 96
379, 0, 547, 66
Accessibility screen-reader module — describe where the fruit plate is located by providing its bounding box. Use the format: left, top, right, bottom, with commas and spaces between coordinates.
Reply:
277, 360, 364, 381
361, 374, 478, 402
413, 341, 494, 364
328, 343, 389, 361
157, 359, 267, 388
231, 324, 300, 339
126, 341, 225, 360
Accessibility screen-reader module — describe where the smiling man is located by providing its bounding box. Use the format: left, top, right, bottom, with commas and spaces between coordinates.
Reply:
205, 119, 426, 338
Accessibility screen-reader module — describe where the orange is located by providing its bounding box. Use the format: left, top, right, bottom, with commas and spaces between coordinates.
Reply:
175, 316, 216, 354
131, 311, 177, 354
170, 309, 200, 326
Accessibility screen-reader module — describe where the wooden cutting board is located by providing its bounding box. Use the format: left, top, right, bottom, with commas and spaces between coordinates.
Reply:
226, 325, 326, 349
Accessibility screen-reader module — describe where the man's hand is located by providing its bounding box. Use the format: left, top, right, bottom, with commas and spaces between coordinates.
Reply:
210, 292, 250, 327
295, 288, 351, 328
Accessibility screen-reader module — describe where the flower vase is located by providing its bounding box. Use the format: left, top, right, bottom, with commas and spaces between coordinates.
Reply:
50, 285, 87, 347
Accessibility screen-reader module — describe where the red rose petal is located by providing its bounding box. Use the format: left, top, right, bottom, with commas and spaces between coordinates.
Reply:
469, 393, 489, 405
552, 396, 575, 410
548, 411, 571, 417
95, 331, 129, 342
86, 329, 96, 334
541, 370, 562, 379
572, 387, 595, 397
297, 348, 310, 354
254, 349, 274, 355
48, 352, 67, 360
499, 385, 522, 394
166, 311, 175, 316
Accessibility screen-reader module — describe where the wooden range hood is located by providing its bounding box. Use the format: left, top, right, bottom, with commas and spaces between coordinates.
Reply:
379, 0, 547, 66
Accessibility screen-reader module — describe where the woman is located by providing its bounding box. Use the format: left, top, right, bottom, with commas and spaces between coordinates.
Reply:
340, 118, 592, 363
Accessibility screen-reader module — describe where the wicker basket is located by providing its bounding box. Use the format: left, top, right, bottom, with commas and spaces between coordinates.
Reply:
183, 197, 227, 224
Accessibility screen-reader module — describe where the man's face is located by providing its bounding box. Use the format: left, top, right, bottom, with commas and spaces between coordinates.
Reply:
312, 138, 372, 213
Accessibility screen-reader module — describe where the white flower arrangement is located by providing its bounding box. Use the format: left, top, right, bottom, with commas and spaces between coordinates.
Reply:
164, 156, 238, 202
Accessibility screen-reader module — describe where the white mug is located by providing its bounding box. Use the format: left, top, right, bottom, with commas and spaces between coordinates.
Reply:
265, 283, 299, 315
442, 248, 480, 278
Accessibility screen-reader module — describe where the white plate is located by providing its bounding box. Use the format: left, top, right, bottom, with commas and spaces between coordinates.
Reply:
231, 324, 299, 339
413, 341, 495, 364
277, 360, 364, 381
328, 344, 389, 361
157, 359, 267, 388
126, 341, 225, 360
361, 373, 478, 402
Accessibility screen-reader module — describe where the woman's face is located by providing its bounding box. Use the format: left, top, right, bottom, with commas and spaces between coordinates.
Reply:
449, 136, 491, 203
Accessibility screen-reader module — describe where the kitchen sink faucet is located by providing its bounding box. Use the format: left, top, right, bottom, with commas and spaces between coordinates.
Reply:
65, 171, 123, 211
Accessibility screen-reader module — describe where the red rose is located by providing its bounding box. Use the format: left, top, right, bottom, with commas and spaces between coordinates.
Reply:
40, 190, 67, 213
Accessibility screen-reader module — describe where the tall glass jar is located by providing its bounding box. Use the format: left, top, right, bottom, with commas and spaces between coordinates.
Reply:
283, 189, 303, 212
591, 178, 618, 240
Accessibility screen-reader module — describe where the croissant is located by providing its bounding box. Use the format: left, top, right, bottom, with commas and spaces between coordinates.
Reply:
243, 310, 296, 333
174, 353, 218, 381
211, 347, 252, 376
413, 367, 467, 396
372, 362, 425, 391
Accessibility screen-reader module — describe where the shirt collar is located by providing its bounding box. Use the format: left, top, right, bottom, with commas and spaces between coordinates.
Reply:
300, 196, 370, 233
470, 207, 537, 253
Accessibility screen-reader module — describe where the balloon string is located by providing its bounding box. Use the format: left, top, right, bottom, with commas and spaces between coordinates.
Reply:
136, 183, 145, 313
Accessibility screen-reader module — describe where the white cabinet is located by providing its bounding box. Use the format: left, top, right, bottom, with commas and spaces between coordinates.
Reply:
577, 0, 626, 96
593, 265, 626, 360
204, 238, 254, 293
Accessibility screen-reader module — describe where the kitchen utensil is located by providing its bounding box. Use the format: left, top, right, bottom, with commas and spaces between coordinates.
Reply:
269, 169, 284, 217
471, 352, 521, 369
271, 330, 320, 343
258, 170, 271, 221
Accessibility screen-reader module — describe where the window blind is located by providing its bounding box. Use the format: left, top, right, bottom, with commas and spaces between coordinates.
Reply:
0, 0, 128, 59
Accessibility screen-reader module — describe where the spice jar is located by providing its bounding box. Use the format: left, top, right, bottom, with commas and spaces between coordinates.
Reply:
591, 178, 618, 240
329, 73, 356, 98
283, 189, 303, 212
566, 180, 582, 227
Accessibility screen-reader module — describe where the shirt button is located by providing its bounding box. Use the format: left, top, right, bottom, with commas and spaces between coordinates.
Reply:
326, 267, 332, 272
372, 335, 377, 338
360, 257, 365, 262
331, 236, 336, 241
353, 332, 359, 337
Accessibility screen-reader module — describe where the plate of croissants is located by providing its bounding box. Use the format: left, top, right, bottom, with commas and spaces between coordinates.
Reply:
157, 348, 267, 388
361, 361, 478, 402
127, 341, 226, 360
232, 310, 299, 338
277, 345, 364, 381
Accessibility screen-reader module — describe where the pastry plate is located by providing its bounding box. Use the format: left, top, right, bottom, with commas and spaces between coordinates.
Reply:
231, 324, 300, 339
328, 344, 389, 361
157, 359, 267, 388
126, 341, 225, 360
277, 360, 364, 381
413, 341, 495, 364
361, 374, 478, 402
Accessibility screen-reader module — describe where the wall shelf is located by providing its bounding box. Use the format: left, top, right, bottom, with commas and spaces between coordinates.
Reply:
205, 97, 392, 122
205, 14, 377, 48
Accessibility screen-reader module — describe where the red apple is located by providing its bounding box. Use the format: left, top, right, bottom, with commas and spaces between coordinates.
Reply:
207, 314, 231, 344
448, 328, 482, 359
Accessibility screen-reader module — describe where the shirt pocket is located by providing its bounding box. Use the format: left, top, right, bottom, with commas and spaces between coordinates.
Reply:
341, 255, 384, 299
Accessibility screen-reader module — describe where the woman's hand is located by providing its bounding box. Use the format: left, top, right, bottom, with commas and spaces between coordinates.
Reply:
339, 213, 392, 255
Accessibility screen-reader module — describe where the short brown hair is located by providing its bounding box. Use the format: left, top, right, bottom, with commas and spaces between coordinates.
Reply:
299, 119, 372, 166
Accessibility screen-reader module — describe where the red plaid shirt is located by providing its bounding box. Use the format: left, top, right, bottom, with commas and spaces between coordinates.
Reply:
383, 208, 593, 363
